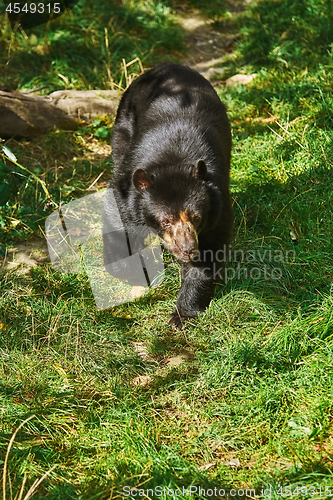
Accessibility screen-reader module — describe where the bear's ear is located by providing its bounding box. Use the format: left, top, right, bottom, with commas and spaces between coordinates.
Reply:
132, 169, 153, 192
192, 159, 207, 181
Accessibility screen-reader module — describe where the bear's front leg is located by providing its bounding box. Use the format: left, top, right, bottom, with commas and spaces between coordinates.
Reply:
168, 261, 216, 329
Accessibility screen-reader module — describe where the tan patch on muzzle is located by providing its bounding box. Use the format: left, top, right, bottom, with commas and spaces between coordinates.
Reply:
179, 211, 190, 223
163, 217, 198, 261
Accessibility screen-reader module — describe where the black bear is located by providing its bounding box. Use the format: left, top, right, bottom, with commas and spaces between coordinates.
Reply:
103, 63, 232, 328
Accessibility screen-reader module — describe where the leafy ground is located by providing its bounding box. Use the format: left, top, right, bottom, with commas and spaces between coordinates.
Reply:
1, 0, 333, 498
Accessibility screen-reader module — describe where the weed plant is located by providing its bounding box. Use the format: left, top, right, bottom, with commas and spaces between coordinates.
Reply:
1, 0, 333, 498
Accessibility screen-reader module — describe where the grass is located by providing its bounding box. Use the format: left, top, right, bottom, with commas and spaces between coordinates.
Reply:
1, 0, 333, 498
0, 0, 184, 91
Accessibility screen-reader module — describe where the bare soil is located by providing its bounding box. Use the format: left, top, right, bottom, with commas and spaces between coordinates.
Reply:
175, 0, 248, 80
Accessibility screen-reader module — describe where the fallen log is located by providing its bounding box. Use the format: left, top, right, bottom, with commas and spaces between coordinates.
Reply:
0, 89, 121, 138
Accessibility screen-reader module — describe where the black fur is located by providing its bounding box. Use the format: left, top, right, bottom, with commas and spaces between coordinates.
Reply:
103, 63, 232, 328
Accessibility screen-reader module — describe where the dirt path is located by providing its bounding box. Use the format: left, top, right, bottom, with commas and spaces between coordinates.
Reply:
174, 0, 248, 80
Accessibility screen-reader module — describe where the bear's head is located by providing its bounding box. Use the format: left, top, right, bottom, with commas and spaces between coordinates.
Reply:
132, 160, 210, 262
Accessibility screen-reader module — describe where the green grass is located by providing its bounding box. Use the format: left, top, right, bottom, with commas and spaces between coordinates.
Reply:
0, 0, 184, 91
1, 0, 333, 498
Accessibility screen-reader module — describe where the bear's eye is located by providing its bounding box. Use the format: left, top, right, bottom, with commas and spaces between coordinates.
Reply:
192, 215, 200, 222
162, 219, 170, 226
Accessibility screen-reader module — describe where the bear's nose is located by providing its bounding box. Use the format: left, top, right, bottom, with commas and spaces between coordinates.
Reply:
183, 247, 198, 258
